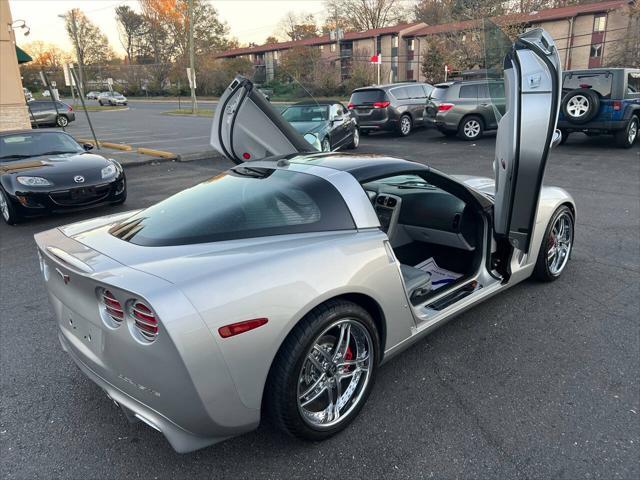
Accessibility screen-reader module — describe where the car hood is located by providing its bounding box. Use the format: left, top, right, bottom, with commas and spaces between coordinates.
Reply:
1, 152, 114, 185
290, 121, 328, 136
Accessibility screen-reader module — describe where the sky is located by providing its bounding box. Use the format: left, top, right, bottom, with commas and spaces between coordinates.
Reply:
8, 0, 327, 54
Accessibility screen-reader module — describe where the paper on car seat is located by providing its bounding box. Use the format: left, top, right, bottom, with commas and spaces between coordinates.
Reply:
414, 257, 462, 290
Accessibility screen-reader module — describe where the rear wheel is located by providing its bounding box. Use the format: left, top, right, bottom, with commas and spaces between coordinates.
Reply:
562, 89, 599, 125
0, 188, 19, 225
398, 115, 412, 136
533, 205, 574, 281
265, 300, 379, 441
614, 116, 638, 149
458, 115, 483, 141
56, 115, 69, 127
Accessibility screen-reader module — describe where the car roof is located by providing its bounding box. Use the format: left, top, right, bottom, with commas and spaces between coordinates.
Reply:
285, 153, 428, 182
291, 100, 341, 106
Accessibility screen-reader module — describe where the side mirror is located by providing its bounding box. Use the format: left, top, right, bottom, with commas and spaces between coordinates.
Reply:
83, 143, 94, 151
303, 133, 321, 151
551, 129, 562, 148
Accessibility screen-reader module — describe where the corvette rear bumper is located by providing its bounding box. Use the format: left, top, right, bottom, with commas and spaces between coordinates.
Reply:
59, 330, 245, 453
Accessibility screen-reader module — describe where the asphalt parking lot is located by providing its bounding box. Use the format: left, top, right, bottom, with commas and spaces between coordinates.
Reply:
1, 125, 638, 479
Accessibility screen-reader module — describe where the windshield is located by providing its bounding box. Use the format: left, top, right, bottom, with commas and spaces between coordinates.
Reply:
282, 105, 329, 122
110, 168, 355, 246
0, 132, 83, 161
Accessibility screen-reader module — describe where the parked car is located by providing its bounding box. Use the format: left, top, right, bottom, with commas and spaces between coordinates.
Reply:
42, 90, 50, 97
425, 79, 506, 140
36, 28, 573, 453
0, 130, 126, 224
23, 88, 33, 102
281, 101, 359, 151
86, 91, 101, 100
26, 100, 76, 127
558, 68, 639, 148
348, 82, 433, 136
98, 91, 128, 106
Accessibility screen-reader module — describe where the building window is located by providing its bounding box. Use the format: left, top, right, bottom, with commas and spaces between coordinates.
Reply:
593, 14, 607, 32
376, 36, 382, 54
319, 45, 324, 51
406, 69, 414, 80
330, 43, 336, 52
590, 43, 603, 58
392, 35, 398, 48
273, 51, 279, 60
407, 38, 414, 51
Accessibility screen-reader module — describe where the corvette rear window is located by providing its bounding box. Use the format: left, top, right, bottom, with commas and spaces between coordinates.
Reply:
110, 168, 355, 246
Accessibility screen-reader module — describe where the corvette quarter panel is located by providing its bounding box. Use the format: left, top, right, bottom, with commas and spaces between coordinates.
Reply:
165, 229, 415, 411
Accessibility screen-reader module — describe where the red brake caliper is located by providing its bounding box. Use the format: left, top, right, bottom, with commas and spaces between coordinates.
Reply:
343, 346, 353, 372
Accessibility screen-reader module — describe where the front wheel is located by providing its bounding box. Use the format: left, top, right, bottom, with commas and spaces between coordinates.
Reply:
265, 300, 379, 441
56, 115, 69, 127
347, 128, 359, 149
98, 100, 103, 106
533, 205, 574, 281
614, 116, 638, 148
0, 188, 19, 225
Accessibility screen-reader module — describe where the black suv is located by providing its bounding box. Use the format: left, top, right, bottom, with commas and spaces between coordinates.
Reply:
347, 83, 433, 136
558, 68, 639, 148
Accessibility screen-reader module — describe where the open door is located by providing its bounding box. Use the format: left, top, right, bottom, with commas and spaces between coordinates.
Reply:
210, 76, 319, 164
489, 25, 562, 253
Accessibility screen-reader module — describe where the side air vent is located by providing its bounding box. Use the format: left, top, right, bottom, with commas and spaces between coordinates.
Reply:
387, 197, 397, 208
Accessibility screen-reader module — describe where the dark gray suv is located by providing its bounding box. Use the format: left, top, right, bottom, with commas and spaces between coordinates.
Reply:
348, 82, 433, 136
426, 80, 505, 140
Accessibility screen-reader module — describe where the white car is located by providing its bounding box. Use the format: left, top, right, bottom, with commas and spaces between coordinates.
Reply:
98, 91, 128, 106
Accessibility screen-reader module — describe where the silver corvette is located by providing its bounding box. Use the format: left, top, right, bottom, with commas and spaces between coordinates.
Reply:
36, 28, 575, 453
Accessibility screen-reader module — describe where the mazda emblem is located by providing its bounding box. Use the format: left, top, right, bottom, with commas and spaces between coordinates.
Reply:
74, 175, 85, 183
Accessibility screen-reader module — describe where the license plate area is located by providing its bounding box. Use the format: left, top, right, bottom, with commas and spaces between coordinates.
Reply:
63, 307, 102, 354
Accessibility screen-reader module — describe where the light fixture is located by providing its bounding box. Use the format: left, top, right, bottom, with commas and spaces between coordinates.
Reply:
10, 19, 30, 36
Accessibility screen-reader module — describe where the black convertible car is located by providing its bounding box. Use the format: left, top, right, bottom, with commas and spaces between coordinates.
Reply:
0, 130, 126, 225
281, 101, 359, 152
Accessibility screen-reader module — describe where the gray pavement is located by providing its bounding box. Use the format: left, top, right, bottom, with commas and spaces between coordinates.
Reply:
1, 128, 639, 479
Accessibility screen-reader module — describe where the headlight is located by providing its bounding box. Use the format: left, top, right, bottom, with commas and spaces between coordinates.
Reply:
101, 164, 117, 179
16, 176, 52, 186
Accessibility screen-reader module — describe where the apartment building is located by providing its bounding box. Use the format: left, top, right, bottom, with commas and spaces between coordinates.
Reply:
217, 0, 636, 84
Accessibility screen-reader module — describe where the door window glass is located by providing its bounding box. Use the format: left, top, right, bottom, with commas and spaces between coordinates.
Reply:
391, 87, 410, 100
459, 84, 478, 98
628, 72, 640, 94
407, 85, 425, 98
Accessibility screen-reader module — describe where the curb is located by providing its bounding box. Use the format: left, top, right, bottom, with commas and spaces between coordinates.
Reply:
176, 150, 222, 162
137, 147, 177, 159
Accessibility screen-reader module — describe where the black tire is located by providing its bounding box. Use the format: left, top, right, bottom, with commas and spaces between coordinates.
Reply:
98, 100, 103, 106
265, 299, 380, 441
397, 114, 412, 136
614, 116, 638, 149
346, 128, 359, 149
0, 188, 20, 225
561, 89, 600, 125
56, 115, 69, 127
458, 115, 484, 141
533, 205, 574, 282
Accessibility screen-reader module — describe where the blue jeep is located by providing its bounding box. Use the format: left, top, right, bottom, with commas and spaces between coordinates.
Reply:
558, 68, 639, 148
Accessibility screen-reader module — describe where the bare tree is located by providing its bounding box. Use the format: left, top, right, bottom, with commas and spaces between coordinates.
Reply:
115, 5, 146, 64
64, 9, 116, 66
324, 0, 409, 32
278, 12, 319, 41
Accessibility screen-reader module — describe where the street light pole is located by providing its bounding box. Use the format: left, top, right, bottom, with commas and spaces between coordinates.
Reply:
188, 0, 197, 113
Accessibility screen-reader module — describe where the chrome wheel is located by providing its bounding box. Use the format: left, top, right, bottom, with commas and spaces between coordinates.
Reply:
546, 211, 573, 276
297, 319, 373, 429
56, 115, 68, 127
463, 119, 481, 138
567, 95, 589, 118
400, 116, 411, 135
0, 190, 9, 221
628, 119, 637, 145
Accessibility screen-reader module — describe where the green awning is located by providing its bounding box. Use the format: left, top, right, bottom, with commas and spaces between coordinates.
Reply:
16, 45, 32, 64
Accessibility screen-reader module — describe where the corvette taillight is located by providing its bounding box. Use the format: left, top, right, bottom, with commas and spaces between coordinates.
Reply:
130, 300, 158, 341
100, 289, 124, 326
